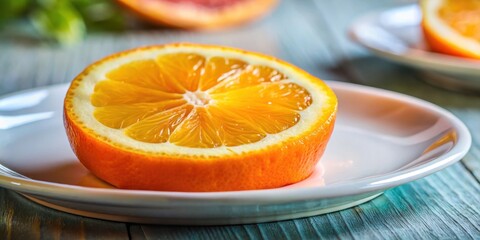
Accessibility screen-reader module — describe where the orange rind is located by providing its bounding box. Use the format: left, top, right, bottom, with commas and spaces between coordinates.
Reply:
64, 43, 337, 191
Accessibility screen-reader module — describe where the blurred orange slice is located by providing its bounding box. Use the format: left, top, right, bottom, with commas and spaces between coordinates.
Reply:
421, 0, 480, 59
64, 43, 337, 192
117, 0, 278, 29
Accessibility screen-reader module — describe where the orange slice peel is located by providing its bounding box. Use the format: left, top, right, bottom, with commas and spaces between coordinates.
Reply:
421, 0, 480, 59
117, 0, 279, 29
64, 43, 337, 192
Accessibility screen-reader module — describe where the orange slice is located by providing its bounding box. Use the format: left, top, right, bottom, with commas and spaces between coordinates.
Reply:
117, 0, 278, 29
64, 43, 337, 192
421, 0, 480, 59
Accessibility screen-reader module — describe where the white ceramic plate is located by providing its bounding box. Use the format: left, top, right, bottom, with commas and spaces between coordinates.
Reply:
0, 82, 471, 225
349, 4, 480, 91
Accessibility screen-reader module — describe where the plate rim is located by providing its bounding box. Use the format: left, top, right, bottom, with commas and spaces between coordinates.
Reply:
0, 81, 472, 206
348, 4, 480, 76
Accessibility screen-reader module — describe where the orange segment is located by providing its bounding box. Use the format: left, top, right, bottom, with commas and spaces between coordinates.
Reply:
64, 43, 337, 192
156, 53, 205, 92
421, 0, 480, 59
438, 0, 480, 41
199, 57, 247, 91
93, 100, 186, 129
212, 82, 312, 110
106, 59, 182, 92
169, 107, 224, 148
91, 80, 182, 107
210, 65, 287, 93
125, 105, 193, 143
207, 105, 266, 146
219, 101, 300, 135
211, 82, 311, 135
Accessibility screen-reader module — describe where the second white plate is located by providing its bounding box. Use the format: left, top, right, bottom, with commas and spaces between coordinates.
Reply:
349, 4, 480, 91
0, 81, 471, 225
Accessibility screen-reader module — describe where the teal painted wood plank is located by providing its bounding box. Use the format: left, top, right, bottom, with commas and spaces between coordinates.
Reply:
456, 112, 480, 182
267, 0, 341, 80
0, 189, 129, 239
0, 0, 479, 239
128, 224, 147, 240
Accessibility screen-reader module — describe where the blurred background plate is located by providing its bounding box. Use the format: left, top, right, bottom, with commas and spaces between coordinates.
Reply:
348, 4, 480, 92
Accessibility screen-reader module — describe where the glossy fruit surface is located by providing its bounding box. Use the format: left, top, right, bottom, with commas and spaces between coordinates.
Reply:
64, 43, 337, 191
117, 0, 278, 29
421, 0, 480, 59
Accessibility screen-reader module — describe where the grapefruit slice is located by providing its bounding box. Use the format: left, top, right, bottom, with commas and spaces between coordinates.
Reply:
64, 43, 337, 192
117, 0, 278, 29
421, 0, 480, 59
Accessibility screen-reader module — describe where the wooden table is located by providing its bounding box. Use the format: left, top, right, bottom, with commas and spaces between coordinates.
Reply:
1, 0, 479, 239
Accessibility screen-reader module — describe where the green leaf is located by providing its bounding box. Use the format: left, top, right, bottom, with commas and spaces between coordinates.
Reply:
30, 3, 86, 45
73, 0, 126, 32
0, 0, 30, 22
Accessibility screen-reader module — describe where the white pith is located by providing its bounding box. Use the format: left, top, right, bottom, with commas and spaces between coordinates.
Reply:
422, 0, 480, 55
70, 46, 335, 156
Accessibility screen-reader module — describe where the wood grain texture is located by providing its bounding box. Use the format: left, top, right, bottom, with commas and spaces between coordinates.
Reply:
0, 189, 129, 239
1, 0, 479, 239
